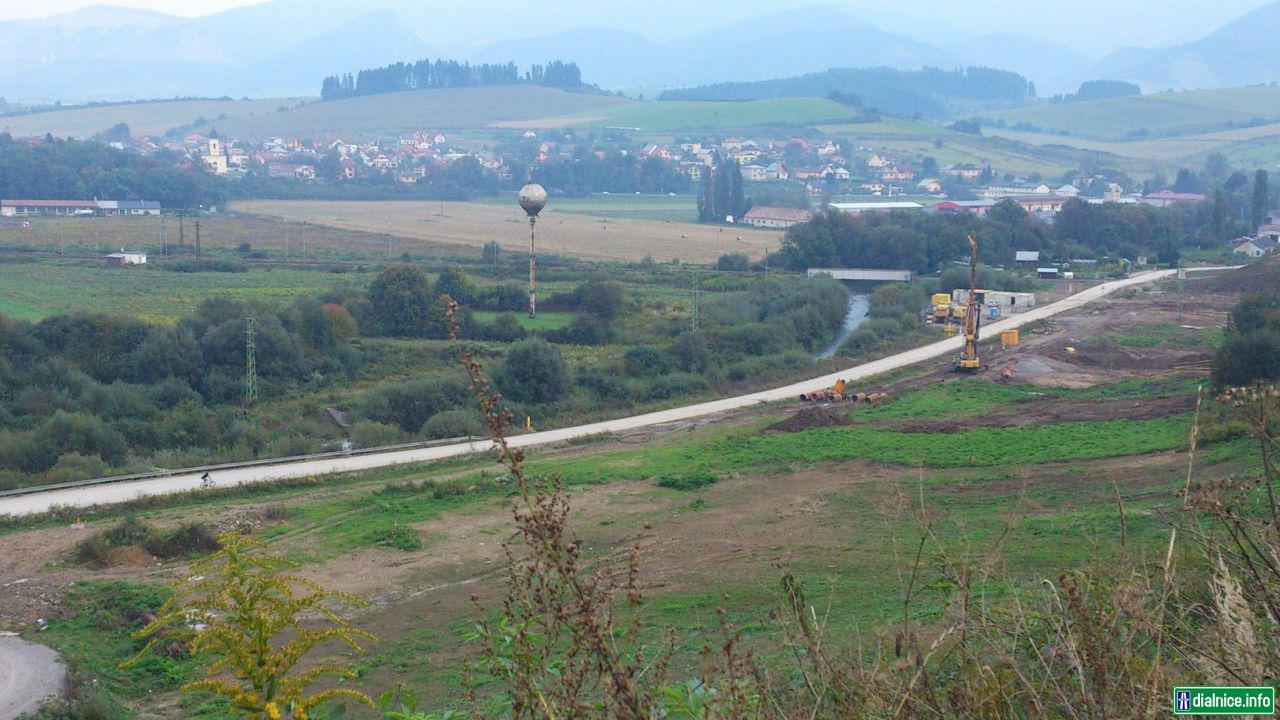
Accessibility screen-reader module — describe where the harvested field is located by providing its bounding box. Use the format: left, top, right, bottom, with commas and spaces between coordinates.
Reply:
231, 199, 782, 263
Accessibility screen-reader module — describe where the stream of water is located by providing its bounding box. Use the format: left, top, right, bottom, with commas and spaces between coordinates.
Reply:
814, 293, 870, 360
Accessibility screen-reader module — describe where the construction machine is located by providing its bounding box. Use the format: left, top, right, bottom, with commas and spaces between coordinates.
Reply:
954, 234, 982, 372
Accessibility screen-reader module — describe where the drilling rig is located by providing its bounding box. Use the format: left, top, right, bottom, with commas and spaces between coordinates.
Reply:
955, 234, 982, 372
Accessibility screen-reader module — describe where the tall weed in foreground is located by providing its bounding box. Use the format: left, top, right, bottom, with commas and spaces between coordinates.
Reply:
125, 533, 376, 719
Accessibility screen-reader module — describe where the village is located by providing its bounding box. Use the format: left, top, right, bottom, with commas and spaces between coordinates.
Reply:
3, 124, 1278, 260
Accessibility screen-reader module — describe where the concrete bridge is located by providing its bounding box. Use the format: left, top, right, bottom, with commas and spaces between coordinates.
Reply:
806, 268, 913, 283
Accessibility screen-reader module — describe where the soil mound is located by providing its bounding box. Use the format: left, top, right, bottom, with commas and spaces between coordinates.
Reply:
766, 406, 854, 433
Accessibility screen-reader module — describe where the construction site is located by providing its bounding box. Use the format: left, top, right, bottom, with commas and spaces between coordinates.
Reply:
0, 264, 1251, 716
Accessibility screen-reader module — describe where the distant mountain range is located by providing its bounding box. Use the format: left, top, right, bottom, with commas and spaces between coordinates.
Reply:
1, 0, 1277, 103
1085, 0, 1280, 91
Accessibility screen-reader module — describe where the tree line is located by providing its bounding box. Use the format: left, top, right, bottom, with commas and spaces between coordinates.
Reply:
320, 58, 583, 100
0, 132, 220, 209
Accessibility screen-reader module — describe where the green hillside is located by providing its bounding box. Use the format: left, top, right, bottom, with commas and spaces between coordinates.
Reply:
558, 97, 860, 132
0, 97, 303, 139
216, 85, 632, 139
986, 86, 1280, 142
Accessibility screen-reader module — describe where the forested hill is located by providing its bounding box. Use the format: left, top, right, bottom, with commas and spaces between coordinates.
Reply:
659, 66, 1035, 117
321, 58, 586, 101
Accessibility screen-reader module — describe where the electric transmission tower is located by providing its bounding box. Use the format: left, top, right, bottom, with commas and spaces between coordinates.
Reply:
244, 317, 259, 410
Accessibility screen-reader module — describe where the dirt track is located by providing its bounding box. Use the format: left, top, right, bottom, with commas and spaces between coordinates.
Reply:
0, 635, 63, 719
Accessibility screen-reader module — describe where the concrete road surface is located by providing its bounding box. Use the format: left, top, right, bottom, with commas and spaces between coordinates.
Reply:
0, 635, 64, 720
0, 268, 1229, 518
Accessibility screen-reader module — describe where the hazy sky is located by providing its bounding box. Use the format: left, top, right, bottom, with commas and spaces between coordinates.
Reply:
1, 0, 1275, 59
0, 0, 261, 19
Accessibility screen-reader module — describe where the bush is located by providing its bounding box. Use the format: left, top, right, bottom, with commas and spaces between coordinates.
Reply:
420, 408, 485, 440
145, 523, 219, 559
550, 314, 607, 345
369, 524, 422, 551
163, 259, 247, 273
480, 312, 527, 342
657, 470, 719, 491
496, 338, 569, 404
576, 280, 625, 321
349, 419, 403, 448
623, 346, 672, 378
641, 372, 709, 402
356, 374, 471, 431
717, 252, 750, 272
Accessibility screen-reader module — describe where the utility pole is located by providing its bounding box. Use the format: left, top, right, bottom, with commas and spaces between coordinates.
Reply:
244, 317, 258, 411
194, 220, 201, 261
178, 212, 185, 250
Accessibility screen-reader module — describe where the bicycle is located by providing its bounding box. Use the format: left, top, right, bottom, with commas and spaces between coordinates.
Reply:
200, 473, 214, 489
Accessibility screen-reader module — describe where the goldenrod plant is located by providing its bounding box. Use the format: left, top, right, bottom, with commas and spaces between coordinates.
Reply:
125, 532, 375, 719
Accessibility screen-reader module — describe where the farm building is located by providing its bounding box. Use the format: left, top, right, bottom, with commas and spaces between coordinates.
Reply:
1140, 191, 1206, 207
934, 200, 996, 216
1, 199, 97, 217
106, 250, 147, 265
1015, 250, 1040, 264
740, 206, 812, 229
97, 200, 162, 216
830, 201, 925, 215
1233, 237, 1276, 258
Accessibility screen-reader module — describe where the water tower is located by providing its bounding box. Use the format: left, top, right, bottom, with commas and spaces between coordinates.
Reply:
518, 183, 547, 317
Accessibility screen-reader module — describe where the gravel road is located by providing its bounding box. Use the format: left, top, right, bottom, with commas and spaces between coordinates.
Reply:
0, 635, 64, 720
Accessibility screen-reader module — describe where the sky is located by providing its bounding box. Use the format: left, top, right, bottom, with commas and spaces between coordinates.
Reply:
0, 0, 261, 20
0, 0, 1275, 59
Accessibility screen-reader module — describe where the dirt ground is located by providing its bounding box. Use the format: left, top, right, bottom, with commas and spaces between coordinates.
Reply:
231, 199, 782, 263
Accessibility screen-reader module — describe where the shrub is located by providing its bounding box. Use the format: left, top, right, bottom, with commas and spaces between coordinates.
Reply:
369, 524, 423, 551
575, 280, 625, 321
145, 523, 219, 559
641, 372, 709, 402
496, 338, 569, 404
356, 374, 471, 431
717, 252, 750, 272
480, 312, 527, 342
349, 419, 403, 449
623, 346, 672, 378
420, 408, 485, 439
657, 470, 719, 491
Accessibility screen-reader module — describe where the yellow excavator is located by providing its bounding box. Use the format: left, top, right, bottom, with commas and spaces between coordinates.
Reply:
955, 234, 981, 372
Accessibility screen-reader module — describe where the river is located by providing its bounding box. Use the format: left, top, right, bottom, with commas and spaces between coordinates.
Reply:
815, 293, 870, 360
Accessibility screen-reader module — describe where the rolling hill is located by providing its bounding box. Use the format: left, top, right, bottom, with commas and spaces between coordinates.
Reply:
0, 97, 304, 139
985, 86, 1280, 142
212, 86, 633, 140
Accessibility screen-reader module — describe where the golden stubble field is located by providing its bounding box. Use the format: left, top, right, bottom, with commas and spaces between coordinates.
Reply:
232, 199, 782, 263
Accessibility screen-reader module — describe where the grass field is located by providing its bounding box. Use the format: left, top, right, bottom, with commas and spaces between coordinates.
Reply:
814, 117, 1080, 177
233, 199, 782, 263
0, 97, 304, 139
475, 193, 701, 223
0, 259, 367, 322
540, 96, 862, 133
986, 86, 1280, 143
471, 310, 575, 330
215, 86, 632, 140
